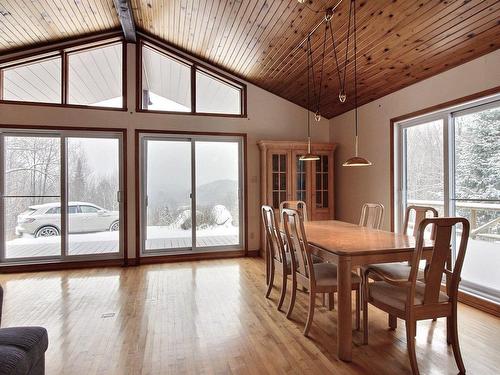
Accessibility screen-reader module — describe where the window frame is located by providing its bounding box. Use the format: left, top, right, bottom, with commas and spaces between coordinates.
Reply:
0, 125, 127, 267
138, 131, 246, 257
0, 37, 127, 111
137, 38, 247, 118
392, 92, 500, 303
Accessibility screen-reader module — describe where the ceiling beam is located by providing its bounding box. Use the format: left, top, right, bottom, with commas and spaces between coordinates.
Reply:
113, 0, 136, 43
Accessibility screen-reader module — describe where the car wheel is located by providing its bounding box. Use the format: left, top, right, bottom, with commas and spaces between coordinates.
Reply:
109, 221, 119, 231
36, 226, 59, 238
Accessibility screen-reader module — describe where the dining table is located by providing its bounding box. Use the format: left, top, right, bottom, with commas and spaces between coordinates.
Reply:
301, 220, 434, 362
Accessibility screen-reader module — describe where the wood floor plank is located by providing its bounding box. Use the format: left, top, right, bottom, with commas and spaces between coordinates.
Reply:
0, 258, 498, 374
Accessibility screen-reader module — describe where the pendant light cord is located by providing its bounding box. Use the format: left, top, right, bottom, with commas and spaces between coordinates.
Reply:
330, 1, 353, 96
307, 36, 312, 149
343, 1, 354, 96
316, 22, 328, 114
353, 0, 359, 155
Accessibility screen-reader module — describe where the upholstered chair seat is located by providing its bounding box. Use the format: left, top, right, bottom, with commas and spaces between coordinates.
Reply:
368, 280, 448, 311
313, 263, 361, 287
365, 263, 424, 281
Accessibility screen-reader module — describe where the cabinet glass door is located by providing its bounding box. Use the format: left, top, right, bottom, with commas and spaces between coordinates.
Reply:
315, 155, 329, 209
295, 155, 307, 202
271, 153, 288, 209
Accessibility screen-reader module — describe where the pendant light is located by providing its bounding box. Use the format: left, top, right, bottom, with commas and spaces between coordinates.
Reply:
300, 36, 320, 161
343, 0, 372, 167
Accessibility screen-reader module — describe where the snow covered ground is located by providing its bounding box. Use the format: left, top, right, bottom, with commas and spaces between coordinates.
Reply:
5, 225, 240, 258
146, 225, 238, 239
7, 225, 239, 245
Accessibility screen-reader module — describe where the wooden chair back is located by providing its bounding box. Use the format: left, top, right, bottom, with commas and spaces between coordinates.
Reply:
403, 205, 439, 238
261, 205, 286, 264
410, 217, 470, 306
280, 200, 308, 222
359, 203, 384, 229
282, 208, 313, 282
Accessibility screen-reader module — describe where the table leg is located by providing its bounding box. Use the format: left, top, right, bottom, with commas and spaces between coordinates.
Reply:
337, 257, 352, 361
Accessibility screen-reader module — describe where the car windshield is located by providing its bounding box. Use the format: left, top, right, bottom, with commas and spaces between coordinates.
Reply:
20, 208, 36, 216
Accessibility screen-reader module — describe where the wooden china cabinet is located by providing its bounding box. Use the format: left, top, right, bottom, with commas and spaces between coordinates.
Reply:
258, 140, 337, 250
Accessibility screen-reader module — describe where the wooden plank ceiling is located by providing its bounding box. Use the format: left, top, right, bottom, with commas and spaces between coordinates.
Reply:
0, 0, 120, 50
1, 0, 499, 118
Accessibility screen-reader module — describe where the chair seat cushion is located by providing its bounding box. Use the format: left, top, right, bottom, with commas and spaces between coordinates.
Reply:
368, 281, 449, 311
311, 254, 323, 264
362, 263, 425, 281
0, 327, 48, 375
284, 252, 323, 272
313, 263, 361, 287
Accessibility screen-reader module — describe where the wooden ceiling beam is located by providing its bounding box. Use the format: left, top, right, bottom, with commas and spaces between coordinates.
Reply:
113, 0, 136, 43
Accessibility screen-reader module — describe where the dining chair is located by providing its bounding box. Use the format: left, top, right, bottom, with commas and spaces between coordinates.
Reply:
282, 208, 361, 336
359, 203, 384, 229
361, 206, 439, 328
362, 217, 470, 375
262, 205, 290, 311
279, 200, 308, 222
291, 197, 335, 309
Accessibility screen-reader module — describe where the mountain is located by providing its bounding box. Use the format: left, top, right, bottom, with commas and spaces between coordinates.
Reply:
196, 179, 238, 207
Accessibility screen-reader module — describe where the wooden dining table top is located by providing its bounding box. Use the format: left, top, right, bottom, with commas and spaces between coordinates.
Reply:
303, 220, 434, 256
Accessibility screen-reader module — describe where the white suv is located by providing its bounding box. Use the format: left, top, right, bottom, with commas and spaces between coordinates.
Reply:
15, 202, 119, 237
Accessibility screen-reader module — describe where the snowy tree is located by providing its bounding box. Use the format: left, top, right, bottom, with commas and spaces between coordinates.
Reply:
455, 108, 500, 200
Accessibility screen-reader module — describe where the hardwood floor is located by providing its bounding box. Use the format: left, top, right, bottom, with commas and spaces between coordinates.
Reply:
0, 258, 498, 374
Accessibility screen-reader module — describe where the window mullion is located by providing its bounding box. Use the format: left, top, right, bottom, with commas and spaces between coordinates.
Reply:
191, 65, 196, 114
447, 113, 458, 263
60, 136, 68, 258
191, 139, 196, 251
0, 69, 4, 100
61, 51, 68, 105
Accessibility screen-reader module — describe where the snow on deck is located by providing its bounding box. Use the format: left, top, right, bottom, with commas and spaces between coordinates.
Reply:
5, 225, 240, 258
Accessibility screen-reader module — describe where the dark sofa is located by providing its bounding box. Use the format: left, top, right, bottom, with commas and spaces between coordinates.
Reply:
0, 286, 48, 375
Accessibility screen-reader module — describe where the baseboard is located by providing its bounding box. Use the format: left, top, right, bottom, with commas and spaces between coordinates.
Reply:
0, 258, 125, 273
126, 258, 140, 266
0, 250, 257, 273
247, 249, 261, 257
458, 290, 500, 317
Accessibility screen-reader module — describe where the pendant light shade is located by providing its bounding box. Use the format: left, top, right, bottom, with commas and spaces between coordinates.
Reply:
343, 157, 372, 166
342, 0, 372, 167
300, 136, 320, 161
300, 154, 321, 161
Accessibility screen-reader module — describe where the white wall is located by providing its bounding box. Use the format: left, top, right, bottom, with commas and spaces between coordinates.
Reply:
0, 43, 330, 259
329, 49, 500, 229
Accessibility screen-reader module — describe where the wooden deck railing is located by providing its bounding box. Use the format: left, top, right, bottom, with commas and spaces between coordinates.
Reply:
407, 199, 500, 240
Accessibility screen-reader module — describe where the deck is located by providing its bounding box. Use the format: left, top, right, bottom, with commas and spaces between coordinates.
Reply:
5, 234, 239, 259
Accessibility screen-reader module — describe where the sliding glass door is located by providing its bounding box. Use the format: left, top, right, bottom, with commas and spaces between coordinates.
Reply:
402, 119, 445, 237
195, 141, 241, 248
452, 103, 500, 301
2, 135, 62, 260
0, 130, 124, 264
141, 134, 244, 255
144, 138, 192, 251
67, 137, 121, 255
395, 96, 500, 303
